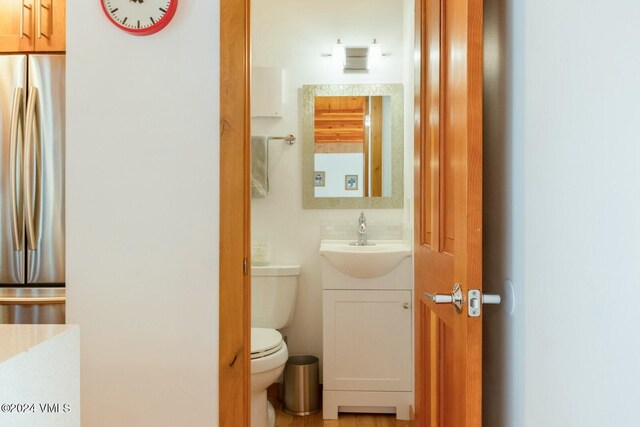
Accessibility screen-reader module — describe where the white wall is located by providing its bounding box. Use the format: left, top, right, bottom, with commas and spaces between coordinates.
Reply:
0, 326, 80, 427
483, 0, 524, 424
314, 153, 364, 198
484, 0, 640, 425
250, 0, 407, 371
66, 3, 219, 426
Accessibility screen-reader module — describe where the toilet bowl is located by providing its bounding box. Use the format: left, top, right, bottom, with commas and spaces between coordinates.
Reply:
251, 328, 288, 427
250, 265, 300, 427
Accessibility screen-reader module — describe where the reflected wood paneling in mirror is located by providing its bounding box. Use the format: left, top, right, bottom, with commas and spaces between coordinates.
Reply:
303, 84, 404, 209
314, 96, 366, 143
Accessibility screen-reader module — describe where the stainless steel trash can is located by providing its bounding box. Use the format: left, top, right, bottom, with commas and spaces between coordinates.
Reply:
283, 355, 320, 415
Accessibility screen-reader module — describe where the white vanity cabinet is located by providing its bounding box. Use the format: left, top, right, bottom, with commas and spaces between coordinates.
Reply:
320, 240, 413, 420
323, 290, 412, 391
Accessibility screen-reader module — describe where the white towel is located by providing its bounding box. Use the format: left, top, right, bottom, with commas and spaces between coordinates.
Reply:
251, 136, 268, 198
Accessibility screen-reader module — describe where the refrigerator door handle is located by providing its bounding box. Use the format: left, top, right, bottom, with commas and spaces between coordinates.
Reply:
9, 87, 24, 252
24, 86, 39, 252
0, 296, 65, 305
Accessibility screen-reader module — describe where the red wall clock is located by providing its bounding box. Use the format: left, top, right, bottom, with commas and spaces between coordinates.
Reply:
101, 0, 178, 36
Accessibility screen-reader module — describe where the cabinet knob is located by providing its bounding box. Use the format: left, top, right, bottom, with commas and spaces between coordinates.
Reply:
403, 303, 410, 309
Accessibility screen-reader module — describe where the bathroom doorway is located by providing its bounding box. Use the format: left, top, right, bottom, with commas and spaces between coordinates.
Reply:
219, 0, 485, 425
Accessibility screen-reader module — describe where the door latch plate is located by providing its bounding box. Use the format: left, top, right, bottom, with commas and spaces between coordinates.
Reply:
468, 289, 481, 317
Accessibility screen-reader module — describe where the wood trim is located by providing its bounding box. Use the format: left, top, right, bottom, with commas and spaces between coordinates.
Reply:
413, 0, 423, 415
370, 96, 383, 197
415, 0, 430, 248
363, 96, 370, 197
220, 0, 251, 425
464, 0, 484, 422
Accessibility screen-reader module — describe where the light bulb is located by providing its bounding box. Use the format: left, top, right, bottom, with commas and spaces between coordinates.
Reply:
368, 38, 382, 71
332, 39, 346, 70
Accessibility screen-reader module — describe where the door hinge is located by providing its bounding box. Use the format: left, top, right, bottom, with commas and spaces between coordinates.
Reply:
243, 258, 248, 275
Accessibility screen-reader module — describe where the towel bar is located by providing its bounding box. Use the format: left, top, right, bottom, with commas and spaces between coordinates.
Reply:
268, 134, 296, 145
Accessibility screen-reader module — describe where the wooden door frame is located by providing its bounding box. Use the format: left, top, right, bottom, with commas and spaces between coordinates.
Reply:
218, 0, 484, 424
219, 0, 251, 425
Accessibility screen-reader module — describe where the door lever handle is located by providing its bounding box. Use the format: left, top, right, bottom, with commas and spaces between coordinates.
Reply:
424, 283, 463, 313
482, 294, 501, 305
424, 284, 502, 317
423, 292, 454, 304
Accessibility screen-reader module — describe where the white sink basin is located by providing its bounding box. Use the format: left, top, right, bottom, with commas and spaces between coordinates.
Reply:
319, 240, 412, 279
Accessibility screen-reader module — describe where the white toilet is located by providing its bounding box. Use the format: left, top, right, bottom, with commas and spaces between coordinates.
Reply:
251, 265, 300, 427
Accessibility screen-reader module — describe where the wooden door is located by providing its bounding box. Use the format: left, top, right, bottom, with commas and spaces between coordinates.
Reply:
0, 0, 35, 52
414, 0, 483, 425
34, 0, 65, 51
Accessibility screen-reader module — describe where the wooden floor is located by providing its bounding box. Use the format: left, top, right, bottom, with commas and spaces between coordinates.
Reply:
272, 399, 412, 427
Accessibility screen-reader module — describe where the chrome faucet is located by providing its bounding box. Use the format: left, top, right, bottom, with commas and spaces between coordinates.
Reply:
357, 212, 368, 246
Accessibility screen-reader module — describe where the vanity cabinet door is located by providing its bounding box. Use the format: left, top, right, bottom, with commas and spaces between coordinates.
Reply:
323, 290, 412, 392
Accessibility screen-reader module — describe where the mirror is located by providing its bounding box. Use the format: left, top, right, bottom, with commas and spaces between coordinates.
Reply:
303, 84, 403, 209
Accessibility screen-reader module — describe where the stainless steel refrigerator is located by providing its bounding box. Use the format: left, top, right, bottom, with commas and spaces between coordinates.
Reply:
0, 54, 65, 324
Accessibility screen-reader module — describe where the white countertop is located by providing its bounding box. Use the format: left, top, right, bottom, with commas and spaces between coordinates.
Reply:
0, 324, 80, 427
0, 324, 77, 363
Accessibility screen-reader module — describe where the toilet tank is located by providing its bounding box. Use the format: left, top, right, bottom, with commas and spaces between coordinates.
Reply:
251, 265, 300, 329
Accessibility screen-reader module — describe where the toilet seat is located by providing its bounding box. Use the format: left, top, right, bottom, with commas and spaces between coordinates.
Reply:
251, 328, 284, 360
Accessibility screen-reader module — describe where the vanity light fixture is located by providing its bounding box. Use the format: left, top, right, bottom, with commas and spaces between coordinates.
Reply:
325, 39, 388, 72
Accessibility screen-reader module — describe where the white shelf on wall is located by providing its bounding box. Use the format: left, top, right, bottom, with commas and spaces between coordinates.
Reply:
251, 66, 283, 118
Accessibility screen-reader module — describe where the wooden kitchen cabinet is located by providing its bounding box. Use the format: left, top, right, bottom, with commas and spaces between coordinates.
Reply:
0, 0, 65, 52
34, 0, 65, 51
